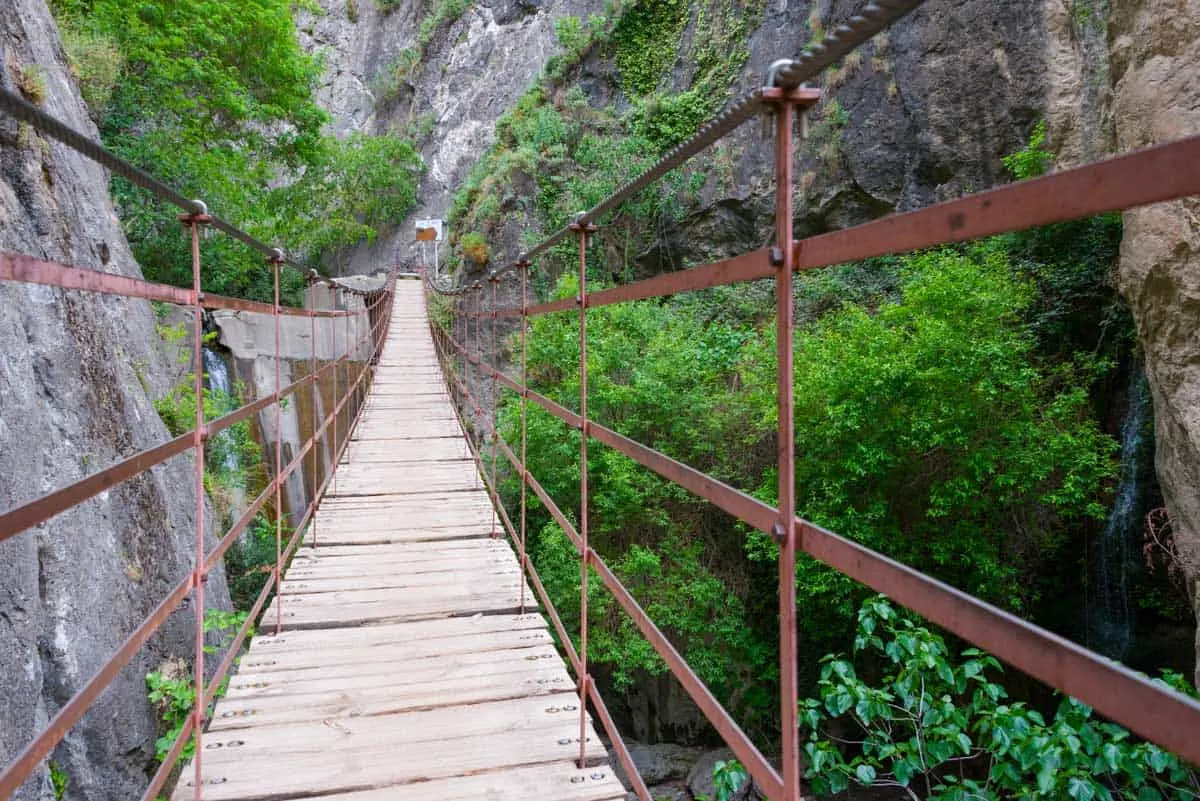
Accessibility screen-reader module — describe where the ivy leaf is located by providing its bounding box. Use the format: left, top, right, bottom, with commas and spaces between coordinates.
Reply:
855, 764, 876, 786
1067, 776, 1095, 801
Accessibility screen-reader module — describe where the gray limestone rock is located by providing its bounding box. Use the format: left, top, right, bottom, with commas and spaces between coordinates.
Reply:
0, 2, 231, 799
1110, 0, 1200, 684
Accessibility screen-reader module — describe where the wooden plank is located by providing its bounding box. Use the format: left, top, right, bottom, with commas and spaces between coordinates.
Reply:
284, 762, 626, 801
302, 527, 494, 546
178, 698, 612, 801
290, 538, 509, 560
199, 695, 590, 764
280, 562, 517, 593
224, 645, 563, 699
273, 573, 523, 606
284, 555, 515, 580
243, 613, 548, 657
208, 663, 575, 729
261, 585, 534, 629
238, 626, 553, 673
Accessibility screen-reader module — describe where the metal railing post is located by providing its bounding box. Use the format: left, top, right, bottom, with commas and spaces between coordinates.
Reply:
765, 87, 802, 801
489, 276, 501, 538
331, 301, 339, 497
310, 303, 318, 548
473, 286, 482, 485
343, 308, 350, 468
570, 217, 597, 768
180, 202, 210, 801
519, 260, 531, 613
270, 252, 284, 636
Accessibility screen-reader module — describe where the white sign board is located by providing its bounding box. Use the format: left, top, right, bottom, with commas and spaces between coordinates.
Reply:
415, 218, 444, 242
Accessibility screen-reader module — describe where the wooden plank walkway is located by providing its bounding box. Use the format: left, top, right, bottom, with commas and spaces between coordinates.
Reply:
174, 280, 623, 801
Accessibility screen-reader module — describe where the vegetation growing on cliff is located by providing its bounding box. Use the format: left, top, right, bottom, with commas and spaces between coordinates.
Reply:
49, 0, 423, 304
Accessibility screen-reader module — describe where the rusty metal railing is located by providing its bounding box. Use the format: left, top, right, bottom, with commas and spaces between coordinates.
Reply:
423, 37, 1200, 801
0, 88, 397, 800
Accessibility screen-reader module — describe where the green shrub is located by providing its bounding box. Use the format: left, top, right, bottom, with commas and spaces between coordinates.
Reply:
59, 22, 124, 112
460, 231, 489, 264
802, 597, 1200, 801
1003, 120, 1053, 181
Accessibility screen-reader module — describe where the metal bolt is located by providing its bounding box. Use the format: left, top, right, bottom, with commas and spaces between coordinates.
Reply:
205, 742, 223, 750
546, 706, 560, 713
591, 772, 605, 780
570, 776, 585, 784
563, 704, 578, 711
228, 740, 244, 748
558, 738, 571, 745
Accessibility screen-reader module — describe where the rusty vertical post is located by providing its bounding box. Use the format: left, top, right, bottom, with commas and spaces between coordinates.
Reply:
310, 301, 318, 549
489, 276, 500, 538
519, 260, 530, 613
343, 308, 351, 465
271, 252, 284, 636
181, 202, 210, 800
331, 308, 339, 492
768, 88, 800, 801
571, 217, 596, 768
472, 286, 482, 480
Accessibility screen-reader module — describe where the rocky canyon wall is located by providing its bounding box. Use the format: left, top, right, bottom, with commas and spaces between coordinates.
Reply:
1109, 0, 1200, 683
0, 1, 232, 799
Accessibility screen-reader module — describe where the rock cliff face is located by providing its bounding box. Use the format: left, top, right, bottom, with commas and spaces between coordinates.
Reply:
298, 0, 598, 274
0, 2, 231, 799
1109, 0, 1200, 683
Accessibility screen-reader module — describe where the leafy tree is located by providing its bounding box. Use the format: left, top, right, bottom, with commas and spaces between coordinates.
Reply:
742, 248, 1116, 657
49, 0, 422, 303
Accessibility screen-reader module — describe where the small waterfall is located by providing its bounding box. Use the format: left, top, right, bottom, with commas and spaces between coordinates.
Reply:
202, 346, 241, 478
1089, 366, 1152, 660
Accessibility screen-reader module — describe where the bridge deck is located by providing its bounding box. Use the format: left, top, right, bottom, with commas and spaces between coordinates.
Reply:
173, 281, 623, 801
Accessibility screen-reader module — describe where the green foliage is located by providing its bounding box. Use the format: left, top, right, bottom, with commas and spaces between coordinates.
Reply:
744, 249, 1115, 654
630, 89, 712, 151
145, 670, 194, 763
372, 48, 421, 104
14, 62, 47, 105
418, 0, 472, 47
554, 16, 587, 56
270, 133, 424, 261
506, 246, 1119, 727
202, 609, 250, 654
713, 759, 749, 801
225, 513, 285, 609
544, 14, 608, 80
1003, 120, 1053, 181
58, 20, 124, 113
802, 597, 1200, 800
47, 0, 423, 304
612, 0, 688, 96
459, 231, 490, 264
49, 762, 68, 801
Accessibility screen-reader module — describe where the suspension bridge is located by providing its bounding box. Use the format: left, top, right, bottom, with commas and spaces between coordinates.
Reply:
169, 279, 622, 801
3, 1, 1200, 800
